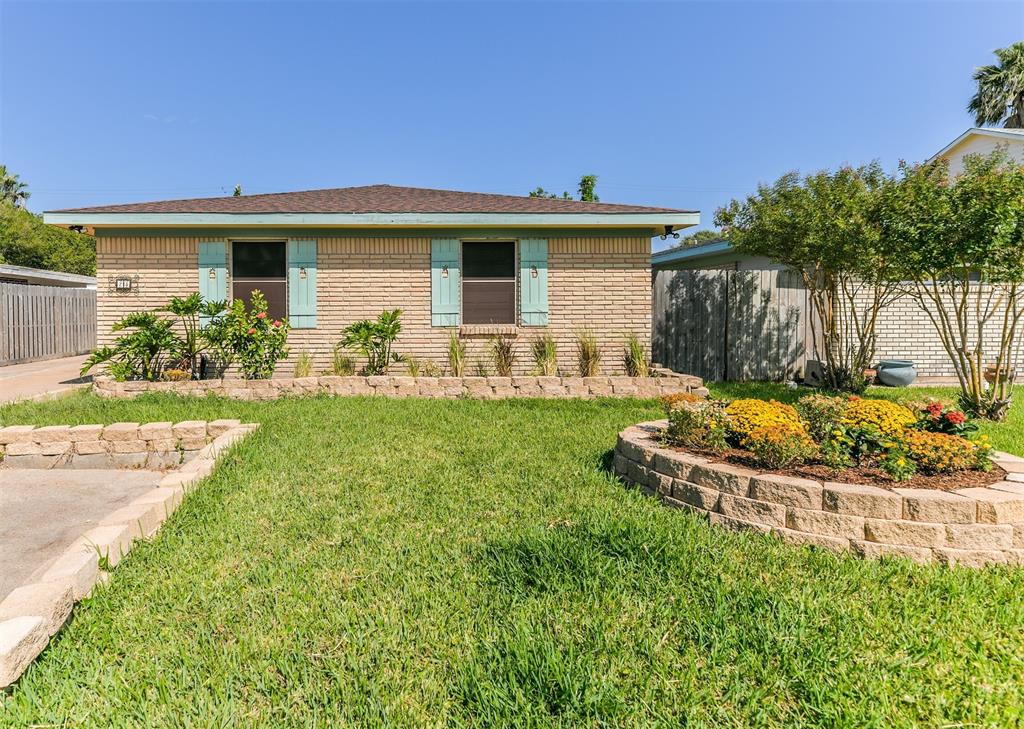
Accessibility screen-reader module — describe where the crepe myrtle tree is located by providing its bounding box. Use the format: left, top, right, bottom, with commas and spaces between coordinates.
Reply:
877, 150, 1024, 420
715, 163, 901, 392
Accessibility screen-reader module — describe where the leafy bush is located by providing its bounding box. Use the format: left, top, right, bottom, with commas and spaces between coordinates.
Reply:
293, 351, 313, 378
530, 335, 558, 376
796, 394, 849, 442
81, 311, 180, 381
665, 399, 729, 452
575, 330, 601, 377
841, 398, 916, 438
660, 392, 702, 414
622, 334, 649, 377
902, 430, 978, 474
448, 332, 466, 377
162, 292, 227, 374
340, 309, 403, 375
490, 336, 517, 377
742, 425, 817, 469
724, 399, 805, 441
219, 291, 291, 380
878, 448, 916, 482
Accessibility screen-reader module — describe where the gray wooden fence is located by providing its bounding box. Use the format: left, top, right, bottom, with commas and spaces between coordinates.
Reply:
652, 268, 815, 382
0, 283, 96, 365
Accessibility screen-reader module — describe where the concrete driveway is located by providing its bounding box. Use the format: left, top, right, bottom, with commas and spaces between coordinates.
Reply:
0, 469, 163, 600
0, 355, 92, 405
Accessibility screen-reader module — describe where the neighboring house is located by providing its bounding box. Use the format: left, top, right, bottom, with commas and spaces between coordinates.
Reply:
44, 185, 698, 374
650, 128, 1024, 382
0, 264, 96, 289
932, 127, 1024, 177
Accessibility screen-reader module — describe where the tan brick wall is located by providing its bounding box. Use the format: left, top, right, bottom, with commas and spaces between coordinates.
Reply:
96, 233, 651, 376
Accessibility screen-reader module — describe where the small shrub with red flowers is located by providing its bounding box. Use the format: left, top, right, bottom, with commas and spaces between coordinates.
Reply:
914, 400, 978, 437
220, 290, 291, 379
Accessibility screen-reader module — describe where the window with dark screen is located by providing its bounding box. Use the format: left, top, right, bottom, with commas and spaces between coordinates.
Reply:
232, 242, 287, 320
462, 242, 515, 325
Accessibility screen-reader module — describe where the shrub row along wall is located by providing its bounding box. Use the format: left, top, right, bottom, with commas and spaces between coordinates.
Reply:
94, 373, 707, 401
616, 420, 1024, 568
0, 420, 243, 470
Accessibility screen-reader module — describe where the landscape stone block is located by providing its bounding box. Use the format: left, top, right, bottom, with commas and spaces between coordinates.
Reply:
772, 527, 850, 553
31, 425, 70, 443
954, 487, 1024, 524
750, 474, 823, 509
68, 424, 103, 442
717, 493, 787, 528
138, 422, 173, 441
102, 422, 141, 441
39, 441, 72, 456
850, 540, 933, 564
0, 581, 74, 637
0, 617, 47, 688
672, 480, 721, 511
895, 489, 976, 524
863, 518, 945, 548
788, 508, 865, 539
945, 523, 1013, 550
709, 512, 772, 535
5, 441, 41, 456
823, 482, 902, 520
652, 451, 705, 481
172, 421, 207, 440
74, 440, 108, 455
0, 425, 34, 445
690, 463, 756, 496
933, 547, 1008, 568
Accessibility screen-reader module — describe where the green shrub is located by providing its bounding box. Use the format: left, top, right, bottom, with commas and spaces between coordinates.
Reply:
796, 393, 849, 442
81, 311, 180, 382
339, 309, 403, 375
665, 399, 729, 452
217, 290, 291, 380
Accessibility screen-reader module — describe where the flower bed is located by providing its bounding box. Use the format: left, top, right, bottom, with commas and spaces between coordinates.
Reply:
661, 393, 996, 488
615, 420, 1024, 568
93, 373, 707, 401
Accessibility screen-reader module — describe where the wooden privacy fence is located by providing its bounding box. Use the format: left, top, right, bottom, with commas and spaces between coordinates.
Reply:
652, 268, 816, 382
0, 283, 96, 366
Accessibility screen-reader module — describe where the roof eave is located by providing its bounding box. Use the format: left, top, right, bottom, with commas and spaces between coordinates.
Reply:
930, 127, 1024, 162
42, 211, 700, 231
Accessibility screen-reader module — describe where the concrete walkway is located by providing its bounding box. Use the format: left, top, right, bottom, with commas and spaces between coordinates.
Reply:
0, 469, 163, 600
0, 355, 92, 405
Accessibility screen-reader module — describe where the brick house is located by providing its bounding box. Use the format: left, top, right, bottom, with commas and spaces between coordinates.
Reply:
45, 185, 698, 374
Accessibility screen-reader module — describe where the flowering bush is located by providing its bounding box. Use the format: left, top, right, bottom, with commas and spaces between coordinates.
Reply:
902, 429, 978, 474
218, 291, 291, 379
841, 398, 916, 438
725, 399, 805, 441
666, 399, 729, 452
796, 394, 849, 442
742, 424, 817, 469
661, 392, 703, 414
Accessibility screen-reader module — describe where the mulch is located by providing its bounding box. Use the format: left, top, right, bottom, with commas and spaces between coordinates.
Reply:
673, 444, 1006, 491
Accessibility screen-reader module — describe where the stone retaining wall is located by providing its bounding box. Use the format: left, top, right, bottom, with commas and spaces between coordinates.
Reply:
615, 420, 1024, 568
94, 373, 707, 401
0, 420, 243, 470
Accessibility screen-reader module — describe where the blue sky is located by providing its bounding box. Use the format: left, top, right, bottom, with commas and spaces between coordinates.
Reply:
1, 1, 1020, 249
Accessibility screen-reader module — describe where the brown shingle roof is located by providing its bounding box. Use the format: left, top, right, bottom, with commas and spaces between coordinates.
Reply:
52, 184, 692, 215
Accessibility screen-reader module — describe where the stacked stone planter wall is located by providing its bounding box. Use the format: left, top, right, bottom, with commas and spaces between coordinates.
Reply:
615, 420, 1024, 568
94, 373, 707, 401
0, 420, 243, 470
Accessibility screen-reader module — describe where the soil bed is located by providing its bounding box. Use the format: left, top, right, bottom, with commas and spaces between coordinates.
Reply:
672, 443, 1006, 491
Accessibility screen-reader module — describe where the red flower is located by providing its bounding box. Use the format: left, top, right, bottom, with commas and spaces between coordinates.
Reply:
925, 402, 943, 417
256, 312, 267, 319
272, 320, 282, 327
248, 327, 257, 335
945, 411, 966, 425
847, 395, 861, 401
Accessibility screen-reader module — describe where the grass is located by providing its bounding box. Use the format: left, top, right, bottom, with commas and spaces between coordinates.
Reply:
1, 388, 1024, 725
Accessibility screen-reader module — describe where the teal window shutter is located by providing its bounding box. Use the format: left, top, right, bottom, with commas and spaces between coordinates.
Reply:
288, 240, 317, 328
519, 238, 548, 326
431, 239, 460, 326
198, 241, 227, 326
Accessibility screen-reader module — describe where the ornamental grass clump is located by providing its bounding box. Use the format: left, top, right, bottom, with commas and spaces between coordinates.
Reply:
622, 333, 649, 377
530, 334, 558, 376
490, 335, 517, 377
575, 330, 601, 377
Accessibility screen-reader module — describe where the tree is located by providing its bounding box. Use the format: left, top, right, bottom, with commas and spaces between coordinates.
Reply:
528, 174, 599, 201
233, 184, 242, 196
0, 166, 30, 207
0, 203, 95, 275
578, 174, 599, 202
878, 150, 1024, 420
716, 164, 899, 392
969, 41, 1024, 128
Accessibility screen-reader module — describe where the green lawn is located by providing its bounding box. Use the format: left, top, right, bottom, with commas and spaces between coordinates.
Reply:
1, 389, 1024, 725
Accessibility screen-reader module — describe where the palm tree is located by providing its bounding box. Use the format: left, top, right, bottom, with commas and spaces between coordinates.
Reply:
969, 41, 1024, 128
0, 165, 30, 207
